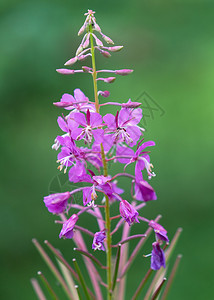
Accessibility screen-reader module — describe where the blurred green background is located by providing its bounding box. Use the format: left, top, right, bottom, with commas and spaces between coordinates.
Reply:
1, 0, 214, 299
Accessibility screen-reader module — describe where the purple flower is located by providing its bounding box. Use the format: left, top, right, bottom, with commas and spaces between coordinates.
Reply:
59, 214, 78, 239
68, 160, 91, 183
151, 242, 166, 270
57, 137, 81, 173
83, 186, 97, 206
82, 175, 110, 206
135, 171, 157, 202
43, 192, 70, 214
53, 89, 95, 112
116, 140, 156, 180
92, 230, 106, 251
103, 108, 142, 147
149, 220, 169, 243
70, 110, 104, 144
119, 200, 140, 226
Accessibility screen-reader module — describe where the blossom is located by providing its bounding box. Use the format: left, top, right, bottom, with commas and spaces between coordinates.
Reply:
57, 137, 81, 173
103, 108, 142, 147
83, 186, 97, 206
70, 110, 104, 144
151, 242, 166, 270
135, 171, 157, 202
59, 214, 78, 239
43, 192, 70, 214
53, 89, 95, 112
149, 220, 169, 243
68, 160, 91, 183
119, 200, 140, 226
92, 230, 106, 251
116, 140, 156, 180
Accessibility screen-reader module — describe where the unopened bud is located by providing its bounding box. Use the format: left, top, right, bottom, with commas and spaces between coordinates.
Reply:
97, 77, 116, 83
76, 45, 83, 56
82, 66, 92, 73
101, 33, 114, 45
94, 23, 101, 32
78, 53, 91, 61
78, 24, 86, 36
92, 34, 103, 47
83, 34, 90, 48
56, 69, 75, 75
122, 101, 141, 108
100, 50, 111, 58
98, 90, 110, 97
106, 46, 123, 52
64, 56, 78, 66
115, 69, 133, 76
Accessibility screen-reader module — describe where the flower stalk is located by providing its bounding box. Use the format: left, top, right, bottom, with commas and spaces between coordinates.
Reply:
89, 22, 112, 300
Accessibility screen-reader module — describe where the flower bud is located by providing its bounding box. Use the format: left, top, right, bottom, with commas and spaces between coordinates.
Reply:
115, 69, 133, 76
149, 220, 169, 242
64, 56, 78, 66
78, 53, 91, 61
92, 34, 103, 47
97, 77, 116, 83
98, 90, 110, 97
56, 69, 75, 75
106, 46, 123, 52
76, 45, 84, 56
119, 200, 140, 226
100, 50, 111, 58
122, 100, 141, 108
94, 23, 101, 32
101, 33, 114, 45
59, 214, 79, 239
78, 24, 86, 36
82, 66, 92, 73
83, 34, 90, 48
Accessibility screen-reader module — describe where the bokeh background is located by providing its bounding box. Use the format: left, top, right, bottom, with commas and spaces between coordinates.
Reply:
1, 0, 214, 299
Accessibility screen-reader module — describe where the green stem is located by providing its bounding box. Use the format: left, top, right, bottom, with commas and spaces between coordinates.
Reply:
89, 26, 99, 113
89, 24, 112, 300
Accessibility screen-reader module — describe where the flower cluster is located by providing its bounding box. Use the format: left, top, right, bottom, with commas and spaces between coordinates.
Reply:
43, 9, 169, 287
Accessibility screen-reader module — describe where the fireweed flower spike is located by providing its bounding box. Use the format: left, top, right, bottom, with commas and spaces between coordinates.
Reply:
37, 9, 181, 300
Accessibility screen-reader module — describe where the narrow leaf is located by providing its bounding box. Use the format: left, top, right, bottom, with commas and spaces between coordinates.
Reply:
44, 240, 78, 279
112, 234, 147, 247
57, 259, 79, 300
75, 285, 82, 300
32, 239, 73, 300
111, 244, 121, 292
73, 259, 91, 300
151, 277, 167, 300
74, 248, 107, 269
131, 269, 153, 300
37, 271, 59, 300
31, 278, 46, 300
165, 228, 183, 262
161, 255, 182, 300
